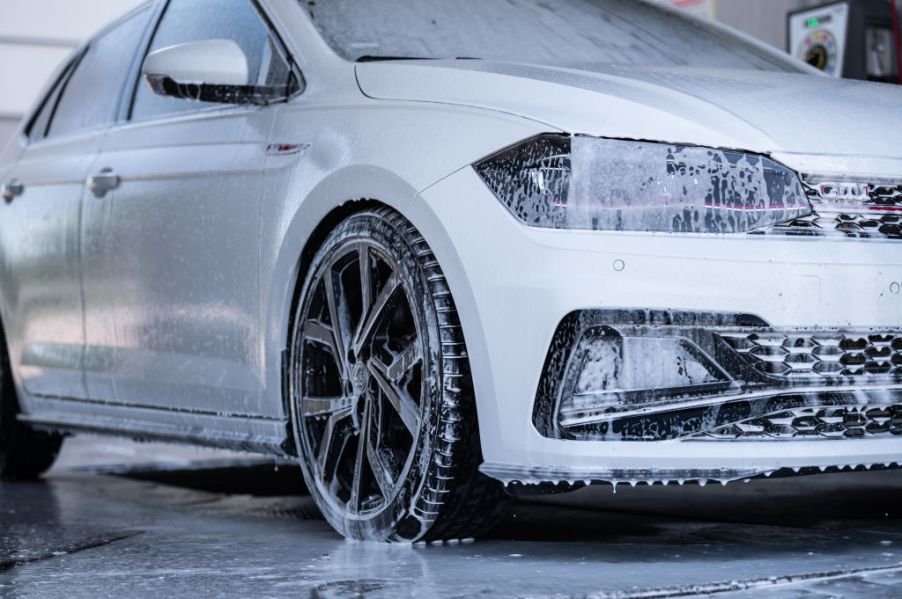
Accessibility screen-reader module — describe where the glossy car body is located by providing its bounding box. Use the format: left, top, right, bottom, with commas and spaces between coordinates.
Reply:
0, 0, 901, 505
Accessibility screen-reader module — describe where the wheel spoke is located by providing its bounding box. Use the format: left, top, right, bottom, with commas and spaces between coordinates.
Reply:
348, 400, 370, 513
366, 435, 396, 499
367, 359, 419, 434
386, 341, 422, 381
323, 270, 349, 378
353, 271, 400, 355
303, 320, 342, 363
358, 245, 372, 330
317, 407, 353, 481
302, 395, 353, 418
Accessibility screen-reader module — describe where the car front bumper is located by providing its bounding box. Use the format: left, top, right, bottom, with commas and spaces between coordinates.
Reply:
416, 167, 902, 487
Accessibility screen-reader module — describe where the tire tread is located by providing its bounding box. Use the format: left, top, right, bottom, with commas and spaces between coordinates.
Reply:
378, 209, 508, 542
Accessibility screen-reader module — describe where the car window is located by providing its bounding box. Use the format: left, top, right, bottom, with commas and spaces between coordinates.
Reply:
131, 0, 293, 121
47, 7, 154, 139
307, 0, 803, 72
26, 59, 78, 142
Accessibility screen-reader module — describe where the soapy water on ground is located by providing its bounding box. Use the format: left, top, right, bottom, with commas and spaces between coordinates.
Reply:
2, 435, 902, 598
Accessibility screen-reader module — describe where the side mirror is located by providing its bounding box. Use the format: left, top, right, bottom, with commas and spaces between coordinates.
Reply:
142, 39, 259, 105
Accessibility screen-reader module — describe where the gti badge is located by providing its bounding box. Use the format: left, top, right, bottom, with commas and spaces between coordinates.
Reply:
817, 181, 871, 203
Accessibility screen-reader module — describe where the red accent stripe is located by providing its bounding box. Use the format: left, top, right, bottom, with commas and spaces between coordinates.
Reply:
266, 143, 306, 156
703, 203, 786, 211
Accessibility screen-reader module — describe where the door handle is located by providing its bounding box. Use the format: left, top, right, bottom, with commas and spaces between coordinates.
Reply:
1, 179, 24, 203
88, 168, 120, 198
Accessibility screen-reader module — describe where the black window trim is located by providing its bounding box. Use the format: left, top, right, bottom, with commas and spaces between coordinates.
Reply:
42, 47, 91, 141
22, 50, 84, 145
123, 0, 305, 126
253, 0, 307, 99
22, 1, 158, 147
115, 0, 169, 124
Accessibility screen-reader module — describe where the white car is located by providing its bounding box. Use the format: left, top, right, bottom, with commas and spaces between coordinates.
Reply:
1, 0, 901, 542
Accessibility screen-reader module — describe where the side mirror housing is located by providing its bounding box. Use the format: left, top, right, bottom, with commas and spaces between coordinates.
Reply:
142, 39, 263, 105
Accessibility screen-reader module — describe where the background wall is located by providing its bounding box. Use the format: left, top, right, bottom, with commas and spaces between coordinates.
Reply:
716, 0, 838, 48
0, 0, 895, 149
0, 0, 144, 145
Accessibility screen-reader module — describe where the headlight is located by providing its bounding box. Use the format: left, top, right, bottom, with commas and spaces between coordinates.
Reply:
474, 134, 811, 233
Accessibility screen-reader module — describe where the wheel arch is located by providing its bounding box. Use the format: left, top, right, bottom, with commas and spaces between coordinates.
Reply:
265, 166, 481, 444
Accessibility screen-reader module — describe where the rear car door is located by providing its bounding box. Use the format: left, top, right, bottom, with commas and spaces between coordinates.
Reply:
0, 7, 154, 403
80, 0, 297, 417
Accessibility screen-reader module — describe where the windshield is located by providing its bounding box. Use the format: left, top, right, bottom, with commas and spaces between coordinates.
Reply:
304, 0, 803, 72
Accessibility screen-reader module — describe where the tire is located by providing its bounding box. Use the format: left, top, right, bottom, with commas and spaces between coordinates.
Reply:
0, 335, 63, 481
289, 208, 508, 542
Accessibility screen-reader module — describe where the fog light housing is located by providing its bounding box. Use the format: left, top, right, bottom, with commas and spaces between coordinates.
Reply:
557, 326, 735, 430
534, 310, 902, 442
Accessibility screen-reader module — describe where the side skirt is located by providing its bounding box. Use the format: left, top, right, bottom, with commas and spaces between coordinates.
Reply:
18, 396, 293, 457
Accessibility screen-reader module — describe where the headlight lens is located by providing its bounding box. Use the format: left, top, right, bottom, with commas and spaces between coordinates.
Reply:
474, 134, 811, 233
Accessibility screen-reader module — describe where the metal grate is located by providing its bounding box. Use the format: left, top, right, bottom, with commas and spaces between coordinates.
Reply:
785, 212, 902, 239
699, 404, 902, 440
720, 331, 902, 379
870, 183, 902, 210
775, 178, 902, 239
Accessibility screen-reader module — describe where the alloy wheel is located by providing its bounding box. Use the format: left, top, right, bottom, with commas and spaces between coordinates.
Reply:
293, 239, 424, 519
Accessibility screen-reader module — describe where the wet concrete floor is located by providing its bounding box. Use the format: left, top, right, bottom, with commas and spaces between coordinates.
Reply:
3, 436, 902, 598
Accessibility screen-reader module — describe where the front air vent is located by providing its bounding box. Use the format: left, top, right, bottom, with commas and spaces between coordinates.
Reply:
698, 404, 902, 440
533, 310, 902, 442
719, 331, 902, 380
771, 176, 902, 240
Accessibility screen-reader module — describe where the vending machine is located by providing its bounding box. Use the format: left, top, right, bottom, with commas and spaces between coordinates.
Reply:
788, 0, 901, 83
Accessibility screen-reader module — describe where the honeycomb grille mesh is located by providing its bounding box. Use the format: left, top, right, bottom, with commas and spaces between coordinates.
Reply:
869, 182, 902, 210
786, 212, 902, 239
699, 405, 902, 440
777, 179, 902, 239
720, 331, 902, 379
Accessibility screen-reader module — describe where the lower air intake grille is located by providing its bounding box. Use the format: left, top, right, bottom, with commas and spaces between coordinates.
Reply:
719, 331, 902, 380
699, 405, 902, 440
533, 310, 902, 442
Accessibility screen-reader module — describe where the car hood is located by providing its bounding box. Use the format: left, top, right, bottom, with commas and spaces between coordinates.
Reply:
356, 61, 902, 177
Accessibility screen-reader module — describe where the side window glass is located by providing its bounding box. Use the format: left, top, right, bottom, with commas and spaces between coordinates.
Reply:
132, 0, 294, 121
48, 7, 153, 139
26, 59, 77, 142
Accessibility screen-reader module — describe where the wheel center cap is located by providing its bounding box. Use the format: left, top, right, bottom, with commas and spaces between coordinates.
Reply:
351, 362, 369, 397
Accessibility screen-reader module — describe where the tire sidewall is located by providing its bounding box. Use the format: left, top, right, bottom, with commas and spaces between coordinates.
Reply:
0, 339, 14, 466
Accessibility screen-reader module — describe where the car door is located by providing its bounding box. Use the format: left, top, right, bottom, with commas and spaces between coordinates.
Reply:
0, 8, 153, 403
80, 0, 297, 417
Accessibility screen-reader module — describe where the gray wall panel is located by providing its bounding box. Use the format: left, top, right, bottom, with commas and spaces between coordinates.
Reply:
0, 118, 21, 153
